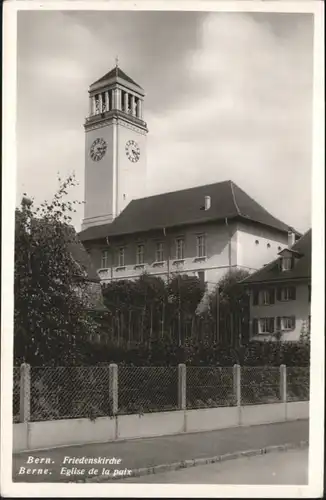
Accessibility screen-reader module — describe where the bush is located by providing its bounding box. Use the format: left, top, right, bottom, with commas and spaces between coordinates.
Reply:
83, 337, 310, 368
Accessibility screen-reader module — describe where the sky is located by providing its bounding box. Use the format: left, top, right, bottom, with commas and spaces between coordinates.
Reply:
16, 10, 314, 233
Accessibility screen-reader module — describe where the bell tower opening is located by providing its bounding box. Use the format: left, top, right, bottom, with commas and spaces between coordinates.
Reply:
82, 61, 148, 231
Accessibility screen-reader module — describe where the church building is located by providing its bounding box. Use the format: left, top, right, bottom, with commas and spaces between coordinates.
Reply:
78, 64, 299, 291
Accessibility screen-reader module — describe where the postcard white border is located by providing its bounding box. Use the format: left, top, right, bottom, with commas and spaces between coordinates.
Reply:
1, 1, 324, 498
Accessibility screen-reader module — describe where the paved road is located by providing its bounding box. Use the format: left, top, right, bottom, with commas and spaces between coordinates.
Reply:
12, 420, 308, 483
121, 448, 309, 484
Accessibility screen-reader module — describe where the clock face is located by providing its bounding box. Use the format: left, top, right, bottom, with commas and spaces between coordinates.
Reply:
125, 140, 140, 163
90, 138, 107, 162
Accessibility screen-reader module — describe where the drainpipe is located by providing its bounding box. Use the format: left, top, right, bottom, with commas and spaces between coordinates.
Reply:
163, 227, 170, 282
106, 236, 113, 281
225, 217, 233, 345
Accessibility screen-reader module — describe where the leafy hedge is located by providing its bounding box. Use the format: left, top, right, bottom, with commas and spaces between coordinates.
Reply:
83, 338, 310, 367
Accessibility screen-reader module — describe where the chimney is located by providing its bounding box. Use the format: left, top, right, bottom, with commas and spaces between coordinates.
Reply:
204, 195, 211, 211
288, 228, 295, 247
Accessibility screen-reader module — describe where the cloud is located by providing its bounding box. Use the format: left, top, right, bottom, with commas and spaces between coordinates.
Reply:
16, 11, 313, 233
146, 13, 313, 232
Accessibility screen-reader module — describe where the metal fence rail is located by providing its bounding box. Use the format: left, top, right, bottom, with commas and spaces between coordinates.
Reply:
241, 366, 281, 405
13, 364, 310, 423
13, 367, 20, 423
118, 366, 178, 414
186, 367, 234, 409
30, 366, 111, 421
286, 367, 310, 402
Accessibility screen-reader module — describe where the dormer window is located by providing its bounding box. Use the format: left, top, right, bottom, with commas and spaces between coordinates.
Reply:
281, 256, 293, 271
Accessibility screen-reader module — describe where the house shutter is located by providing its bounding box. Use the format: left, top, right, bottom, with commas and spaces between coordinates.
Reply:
276, 287, 282, 301
269, 288, 275, 304
290, 286, 296, 300
252, 318, 258, 335
291, 315, 296, 330
253, 290, 259, 306
276, 316, 281, 332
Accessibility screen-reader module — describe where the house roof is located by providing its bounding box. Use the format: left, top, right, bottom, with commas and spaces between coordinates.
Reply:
65, 226, 108, 311
241, 229, 311, 285
79, 180, 296, 242
65, 225, 100, 283
91, 67, 143, 90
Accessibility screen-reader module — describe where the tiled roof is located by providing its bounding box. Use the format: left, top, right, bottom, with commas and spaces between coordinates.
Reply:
91, 67, 143, 90
241, 229, 311, 284
79, 180, 295, 242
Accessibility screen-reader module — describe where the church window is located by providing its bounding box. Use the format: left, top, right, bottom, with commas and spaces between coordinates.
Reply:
136, 244, 145, 265
128, 94, 133, 114
101, 250, 109, 269
196, 235, 206, 258
118, 247, 125, 267
122, 91, 128, 113
155, 242, 164, 262
101, 92, 107, 112
108, 90, 113, 111
95, 95, 101, 114
175, 238, 185, 260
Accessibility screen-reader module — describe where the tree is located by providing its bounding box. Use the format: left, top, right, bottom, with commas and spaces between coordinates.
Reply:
167, 274, 206, 345
14, 174, 97, 366
101, 272, 206, 346
208, 268, 251, 348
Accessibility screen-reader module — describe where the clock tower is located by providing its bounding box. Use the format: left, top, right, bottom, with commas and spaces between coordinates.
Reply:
82, 63, 148, 230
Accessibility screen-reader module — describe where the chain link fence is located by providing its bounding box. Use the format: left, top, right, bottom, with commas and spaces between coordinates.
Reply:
186, 367, 235, 409
13, 364, 310, 422
118, 366, 178, 414
13, 367, 20, 423
30, 366, 111, 421
241, 367, 281, 405
286, 367, 310, 402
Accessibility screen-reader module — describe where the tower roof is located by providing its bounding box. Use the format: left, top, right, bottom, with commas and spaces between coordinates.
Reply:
90, 66, 144, 91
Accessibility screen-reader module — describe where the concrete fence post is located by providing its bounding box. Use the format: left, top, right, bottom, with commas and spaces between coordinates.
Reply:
280, 364, 287, 402
178, 363, 186, 410
233, 364, 241, 407
109, 364, 118, 415
20, 363, 31, 423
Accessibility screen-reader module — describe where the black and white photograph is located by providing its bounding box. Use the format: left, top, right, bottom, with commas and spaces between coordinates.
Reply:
1, 1, 324, 497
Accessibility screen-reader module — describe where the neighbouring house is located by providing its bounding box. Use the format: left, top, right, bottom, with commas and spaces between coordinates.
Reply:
241, 229, 311, 342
